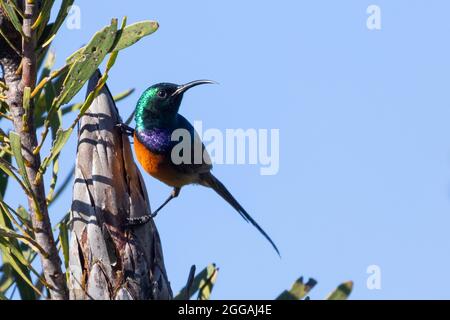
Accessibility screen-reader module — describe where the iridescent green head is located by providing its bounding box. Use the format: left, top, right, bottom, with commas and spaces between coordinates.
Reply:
135, 80, 216, 130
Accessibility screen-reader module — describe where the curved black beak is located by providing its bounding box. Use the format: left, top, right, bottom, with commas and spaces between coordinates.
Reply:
172, 80, 217, 97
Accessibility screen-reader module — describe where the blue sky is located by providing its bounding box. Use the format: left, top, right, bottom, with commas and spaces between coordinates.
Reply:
6, 0, 450, 299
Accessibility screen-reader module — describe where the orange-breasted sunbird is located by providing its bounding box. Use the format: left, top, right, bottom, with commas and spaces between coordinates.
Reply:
118, 80, 279, 255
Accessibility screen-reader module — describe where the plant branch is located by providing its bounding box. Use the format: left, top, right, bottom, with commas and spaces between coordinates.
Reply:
0, 0, 68, 299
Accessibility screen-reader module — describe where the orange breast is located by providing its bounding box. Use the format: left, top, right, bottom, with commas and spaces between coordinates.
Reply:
133, 133, 194, 188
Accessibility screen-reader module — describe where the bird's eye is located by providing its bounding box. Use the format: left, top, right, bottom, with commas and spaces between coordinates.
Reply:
157, 90, 167, 99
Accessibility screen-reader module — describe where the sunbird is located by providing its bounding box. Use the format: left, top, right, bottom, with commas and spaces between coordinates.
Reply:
118, 80, 279, 255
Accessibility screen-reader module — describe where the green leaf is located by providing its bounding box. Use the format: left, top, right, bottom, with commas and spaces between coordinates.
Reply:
9, 132, 32, 191
0, 237, 41, 298
58, 216, 70, 273
34, 52, 57, 123
9, 130, 42, 220
0, 264, 14, 294
0, 0, 25, 37
0, 152, 10, 197
58, 19, 118, 105
197, 265, 218, 300
0, 290, 7, 300
45, 90, 63, 202
40, 127, 73, 174
38, 0, 74, 47
276, 277, 317, 300
60, 102, 81, 115
52, 0, 74, 32
70, 72, 108, 124
59, 88, 134, 116
38, 51, 56, 84
112, 20, 159, 52
46, 157, 59, 203
16, 206, 31, 229
0, 225, 45, 255
326, 281, 353, 300
0, 157, 28, 195
51, 63, 70, 99
174, 264, 218, 300
48, 165, 74, 206
34, 67, 68, 129
125, 110, 136, 126
113, 88, 135, 102
0, 204, 37, 300
36, 0, 55, 40
67, 20, 158, 64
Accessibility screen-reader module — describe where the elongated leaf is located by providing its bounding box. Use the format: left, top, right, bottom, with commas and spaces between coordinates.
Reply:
124, 110, 135, 126
0, 199, 28, 236
0, 158, 23, 190
58, 20, 118, 105
113, 20, 159, 51
48, 165, 74, 205
36, 0, 55, 39
8, 130, 41, 219
0, 238, 41, 297
34, 52, 57, 122
0, 152, 10, 197
16, 206, 31, 230
0, 207, 37, 300
197, 265, 218, 300
38, 0, 74, 47
45, 92, 63, 202
276, 277, 317, 300
67, 20, 158, 64
0, 0, 25, 36
60, 102, 81, 115
0, 264, 14, 293
38, 51, 56, 84
52, 63, 70, 99
326, 281, 353, 300
174, 264, 218, 300
34, 68, 68, 129
59, 88, 134, 116
0, 216, 47, 293
69, 72, 108, 125
46, 157, 59, 203
58, 217, 69, 273
113, 88, 135, 102
52, 0, 74, 32
40, 128, 73, 173
9, 132, 31, 191
0, 225, 45, 255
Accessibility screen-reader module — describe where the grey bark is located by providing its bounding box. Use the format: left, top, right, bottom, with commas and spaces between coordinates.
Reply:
0, 2, 68, 299
69, 71, 172, 300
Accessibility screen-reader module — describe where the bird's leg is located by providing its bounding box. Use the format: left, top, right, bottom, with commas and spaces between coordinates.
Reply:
150, 187, 181, 218
116, 123, 135, 136
126, 187, 181, 226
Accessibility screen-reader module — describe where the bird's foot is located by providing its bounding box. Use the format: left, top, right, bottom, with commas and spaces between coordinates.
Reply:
126, 209, 161, 226
126, 188, 180, 226
116, 123, 135, 137
126, 214, 152, 226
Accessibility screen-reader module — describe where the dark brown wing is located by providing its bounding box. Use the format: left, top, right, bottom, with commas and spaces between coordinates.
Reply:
169, 115, 212, 176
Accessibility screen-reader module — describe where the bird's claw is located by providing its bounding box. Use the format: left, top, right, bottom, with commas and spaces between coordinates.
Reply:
116, 123, 135, 137
126, 209, 162, 227
126, 214, 152, 227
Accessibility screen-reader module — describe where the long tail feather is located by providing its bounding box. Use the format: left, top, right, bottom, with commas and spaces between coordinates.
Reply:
200, 173, 280, 256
